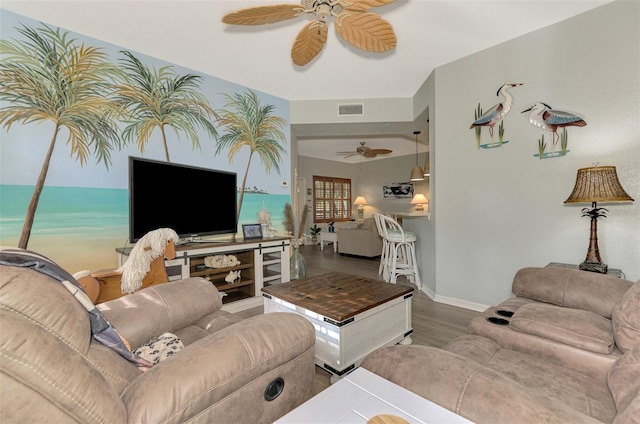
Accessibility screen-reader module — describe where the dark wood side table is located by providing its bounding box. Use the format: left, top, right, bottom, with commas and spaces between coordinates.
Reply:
546, 262, 624, 279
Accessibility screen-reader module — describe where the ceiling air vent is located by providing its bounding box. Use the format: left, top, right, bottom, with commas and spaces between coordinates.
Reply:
338, 103, 364, 116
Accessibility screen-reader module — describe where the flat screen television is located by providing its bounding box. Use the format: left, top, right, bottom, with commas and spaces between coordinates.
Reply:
128, 156, 237, 242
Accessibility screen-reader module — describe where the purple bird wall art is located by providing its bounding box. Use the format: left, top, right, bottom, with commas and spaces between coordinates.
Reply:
470, 83, 523, 149
521, 102, 586, 159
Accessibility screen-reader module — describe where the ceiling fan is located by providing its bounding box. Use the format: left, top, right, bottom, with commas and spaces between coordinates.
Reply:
221, 0, 397, 66
337, 142, 392, 158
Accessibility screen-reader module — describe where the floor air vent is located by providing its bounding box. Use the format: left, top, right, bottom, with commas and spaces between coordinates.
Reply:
338, 103, 364, 116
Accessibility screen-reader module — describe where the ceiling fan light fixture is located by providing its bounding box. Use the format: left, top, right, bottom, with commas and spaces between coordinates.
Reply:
337, 141, 392, 159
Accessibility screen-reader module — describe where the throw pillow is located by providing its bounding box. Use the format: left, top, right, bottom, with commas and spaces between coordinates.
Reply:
133, 333, 184, 365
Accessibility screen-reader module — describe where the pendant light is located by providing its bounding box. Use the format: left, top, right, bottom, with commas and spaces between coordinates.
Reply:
410, 131, 425, 181
423, 151, 430, 177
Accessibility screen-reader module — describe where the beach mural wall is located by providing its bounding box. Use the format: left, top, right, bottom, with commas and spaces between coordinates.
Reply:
0, 10, 291, 274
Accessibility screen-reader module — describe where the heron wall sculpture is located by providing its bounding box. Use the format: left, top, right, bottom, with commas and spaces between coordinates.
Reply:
522, 102, 587, 159
470, 82, 523, 148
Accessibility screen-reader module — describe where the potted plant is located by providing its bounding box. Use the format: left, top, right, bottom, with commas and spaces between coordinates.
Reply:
309, 224, 321, 244
327, 222, 335, 233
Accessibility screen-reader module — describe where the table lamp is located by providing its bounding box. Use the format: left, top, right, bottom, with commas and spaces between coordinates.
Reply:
564, 165, 634, 273
411, 193, 428, 212
354, 196, 367, 222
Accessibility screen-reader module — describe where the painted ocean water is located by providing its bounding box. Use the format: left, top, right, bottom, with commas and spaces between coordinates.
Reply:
0, 185, 289, 242
0, 185, 129, 241
1, 184, 290, 272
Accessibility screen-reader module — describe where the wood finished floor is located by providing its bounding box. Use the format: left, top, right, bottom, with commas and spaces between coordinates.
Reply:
236, 244, 479, 394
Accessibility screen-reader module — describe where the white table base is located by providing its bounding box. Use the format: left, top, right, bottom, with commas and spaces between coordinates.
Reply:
276, 368, 472, 423
320, 232, 339, 252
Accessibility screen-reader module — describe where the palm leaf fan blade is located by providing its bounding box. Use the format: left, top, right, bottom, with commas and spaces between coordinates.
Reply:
336, 12, 397, 52
222, 4, 303, 25
291, 22, 328, 66
344, 0, 397, 12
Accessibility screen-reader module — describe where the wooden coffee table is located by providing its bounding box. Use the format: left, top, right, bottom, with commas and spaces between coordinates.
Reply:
262, 272, 413, 381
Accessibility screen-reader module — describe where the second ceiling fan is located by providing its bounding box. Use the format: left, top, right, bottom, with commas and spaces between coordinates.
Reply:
338, 141, 392, 158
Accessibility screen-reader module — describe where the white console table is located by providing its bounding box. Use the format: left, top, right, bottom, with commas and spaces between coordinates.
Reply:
276, 368, 471, 423
117, 237, 290, 312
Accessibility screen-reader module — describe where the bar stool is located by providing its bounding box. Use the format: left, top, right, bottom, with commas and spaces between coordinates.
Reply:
373, 214, 388, 276
374, 213, 408, 281
377, 214, 421, 289
374, 213, 410, 281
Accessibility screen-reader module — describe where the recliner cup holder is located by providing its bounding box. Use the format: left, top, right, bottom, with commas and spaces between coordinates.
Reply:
264, 377, 284, 401
486, 317, 510, 326
496, 310, 514, 318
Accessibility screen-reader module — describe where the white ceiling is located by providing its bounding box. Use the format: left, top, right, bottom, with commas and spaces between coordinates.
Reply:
2, 0, 612, 163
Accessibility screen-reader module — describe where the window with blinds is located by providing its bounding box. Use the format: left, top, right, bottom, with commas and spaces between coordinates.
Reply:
313, 176, 352, 223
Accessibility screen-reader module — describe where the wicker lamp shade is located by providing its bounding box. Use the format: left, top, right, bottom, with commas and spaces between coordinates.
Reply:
423, 152, 430, 177
410, 166, 425, 181
565, 166, 634, 204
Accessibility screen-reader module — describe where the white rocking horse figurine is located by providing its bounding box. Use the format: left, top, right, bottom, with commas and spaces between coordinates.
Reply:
118, 228, 179, 294
86, 228, 179, 303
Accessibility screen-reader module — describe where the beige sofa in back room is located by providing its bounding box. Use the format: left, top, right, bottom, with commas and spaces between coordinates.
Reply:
338, 218, 383, 258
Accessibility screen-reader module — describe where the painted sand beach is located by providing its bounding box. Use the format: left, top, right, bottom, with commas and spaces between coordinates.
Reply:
1, 185, 288, 273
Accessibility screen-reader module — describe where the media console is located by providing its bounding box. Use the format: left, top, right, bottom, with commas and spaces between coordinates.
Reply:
117, 236, 291, 312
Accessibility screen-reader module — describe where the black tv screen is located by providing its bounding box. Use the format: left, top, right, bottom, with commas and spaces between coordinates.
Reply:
128, 157, 237, 242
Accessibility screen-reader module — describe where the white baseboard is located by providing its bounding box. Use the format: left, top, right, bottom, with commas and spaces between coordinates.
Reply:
421, 284, 436, 300
419, 286, 488, 312
432, 293, 488, 312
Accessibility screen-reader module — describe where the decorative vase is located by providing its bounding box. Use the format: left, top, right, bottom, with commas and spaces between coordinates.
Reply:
290, 247, 307, 280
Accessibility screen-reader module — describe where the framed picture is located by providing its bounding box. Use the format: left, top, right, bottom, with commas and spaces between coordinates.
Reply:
382, 182, 414, 199
242, 223, 263, 240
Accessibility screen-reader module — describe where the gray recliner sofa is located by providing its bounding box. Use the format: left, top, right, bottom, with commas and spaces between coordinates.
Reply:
362, 267, 640, 424
0, 251, 316, 423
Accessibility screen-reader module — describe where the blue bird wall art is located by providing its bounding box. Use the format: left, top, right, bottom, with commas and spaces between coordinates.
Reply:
521, 102, 586, 159
470, 82, 523, 149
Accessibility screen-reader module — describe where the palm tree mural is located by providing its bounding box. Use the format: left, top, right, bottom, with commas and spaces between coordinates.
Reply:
215, 90, 288, 222
0, 24, 123, 249
115, 51, 218, 162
